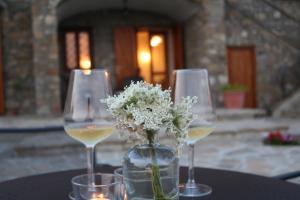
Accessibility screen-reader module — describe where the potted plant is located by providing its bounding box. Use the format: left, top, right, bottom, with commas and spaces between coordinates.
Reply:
221, 84, 246, 109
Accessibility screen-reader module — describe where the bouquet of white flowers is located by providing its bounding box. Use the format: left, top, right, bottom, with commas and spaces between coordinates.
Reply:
103, 81, 195, 145
102, 81, 196, 199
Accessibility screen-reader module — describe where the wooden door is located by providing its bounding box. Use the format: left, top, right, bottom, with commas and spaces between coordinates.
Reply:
114, 27, 137, 89
0, 11, 4, 114
227, 46, 256, 108
173, 24, 184, 69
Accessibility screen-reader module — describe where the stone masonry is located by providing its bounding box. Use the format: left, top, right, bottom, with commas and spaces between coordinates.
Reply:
185, 0, 227, 106
2, 0, 35, 115
0, 0, 299, 116
225, 0, 300, 112
31, 0, 61, 116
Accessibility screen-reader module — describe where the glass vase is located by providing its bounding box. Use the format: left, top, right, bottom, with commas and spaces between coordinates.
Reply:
123, 141, 179, 200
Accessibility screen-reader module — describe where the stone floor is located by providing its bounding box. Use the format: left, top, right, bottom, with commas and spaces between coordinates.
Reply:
0, 117, 300, 185
0, 109, 267, 129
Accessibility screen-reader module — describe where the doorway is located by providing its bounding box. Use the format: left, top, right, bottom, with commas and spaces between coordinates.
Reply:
227, 46, 256, 108
136, 30, 168, 87
114, 26, 183, 89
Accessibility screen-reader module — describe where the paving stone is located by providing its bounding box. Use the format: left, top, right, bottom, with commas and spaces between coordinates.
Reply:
0, 117, 63, 129
217, 158, 242, 170
0, 116, 297, 135
215, 118, 289, 134
244, 159, 274, 175
226, 147, 258, 156
217, 108, 266, 120
0, 155, 85, 182
0, 118, 300, 184
0, 144, 14, 159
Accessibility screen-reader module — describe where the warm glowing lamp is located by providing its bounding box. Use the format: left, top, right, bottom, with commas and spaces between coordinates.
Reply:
139, 51, 151, 63
150, 35, 162, 47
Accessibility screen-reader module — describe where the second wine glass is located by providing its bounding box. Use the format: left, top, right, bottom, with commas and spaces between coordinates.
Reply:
64, 69, 114, 187
173, 69, 215, 197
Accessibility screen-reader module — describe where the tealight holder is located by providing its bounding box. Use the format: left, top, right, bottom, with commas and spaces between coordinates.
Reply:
71, 173, 122, 200
113, 168, 126, 200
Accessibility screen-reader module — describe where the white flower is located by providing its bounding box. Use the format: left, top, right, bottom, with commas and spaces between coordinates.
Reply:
102, 81, 196, 145
167, 96, 197, 145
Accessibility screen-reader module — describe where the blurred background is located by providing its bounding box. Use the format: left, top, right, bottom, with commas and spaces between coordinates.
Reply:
0, 0, 299, 184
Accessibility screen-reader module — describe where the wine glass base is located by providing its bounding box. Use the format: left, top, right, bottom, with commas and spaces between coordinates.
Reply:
179, 183, 212, 197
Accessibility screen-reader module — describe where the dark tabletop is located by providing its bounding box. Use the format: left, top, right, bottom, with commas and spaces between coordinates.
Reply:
0, 165, 300, 200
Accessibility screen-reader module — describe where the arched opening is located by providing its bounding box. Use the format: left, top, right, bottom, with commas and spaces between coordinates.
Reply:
56, 0, 200, 108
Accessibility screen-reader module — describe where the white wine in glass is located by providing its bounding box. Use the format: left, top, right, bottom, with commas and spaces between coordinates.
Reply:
173, 69, 215, 197
65, 123, 114, 147
186, 122, 214, 145
64, 69, 114, 188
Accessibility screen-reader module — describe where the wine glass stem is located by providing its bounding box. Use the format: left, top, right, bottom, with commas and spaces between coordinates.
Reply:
87, 146, 95, 186
187, 143, 196, 186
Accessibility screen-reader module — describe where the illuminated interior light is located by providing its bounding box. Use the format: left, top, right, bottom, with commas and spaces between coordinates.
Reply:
139, 51, 151, 63
150, 35, 162, 47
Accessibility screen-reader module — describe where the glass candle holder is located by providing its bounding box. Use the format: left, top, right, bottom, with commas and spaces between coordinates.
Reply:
69, 192, 75, 200
114, 168, 127, 200
71, 173, 122, 200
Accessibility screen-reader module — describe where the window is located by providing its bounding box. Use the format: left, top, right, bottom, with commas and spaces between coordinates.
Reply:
63, 29, 93, 70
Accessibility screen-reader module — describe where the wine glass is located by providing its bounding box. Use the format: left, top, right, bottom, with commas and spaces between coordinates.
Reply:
172, 69, 215, 197
64, 69, 114, 187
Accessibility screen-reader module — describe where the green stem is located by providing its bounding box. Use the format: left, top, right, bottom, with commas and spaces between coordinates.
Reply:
147, 131, 170, 200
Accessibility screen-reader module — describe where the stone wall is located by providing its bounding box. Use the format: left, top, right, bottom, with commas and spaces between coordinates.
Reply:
1, 0, 62, 116
2, 0, 35, 115
31, 0, 61, 116
184, 0, 227, 106
225, 0, 300, 112
273, 89, 300, 118
1, 0, 299, 116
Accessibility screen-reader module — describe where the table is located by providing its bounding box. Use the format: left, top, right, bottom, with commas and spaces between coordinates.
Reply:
0, 165, 300, 200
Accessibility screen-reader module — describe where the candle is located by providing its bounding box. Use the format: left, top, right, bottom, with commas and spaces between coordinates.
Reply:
90, 193, 109, 200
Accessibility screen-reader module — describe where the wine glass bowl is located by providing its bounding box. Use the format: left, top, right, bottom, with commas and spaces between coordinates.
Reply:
185, 119, 214, 145
65, 123, 114, 147
64, 69, 114, 187
173, 69, 215, 197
